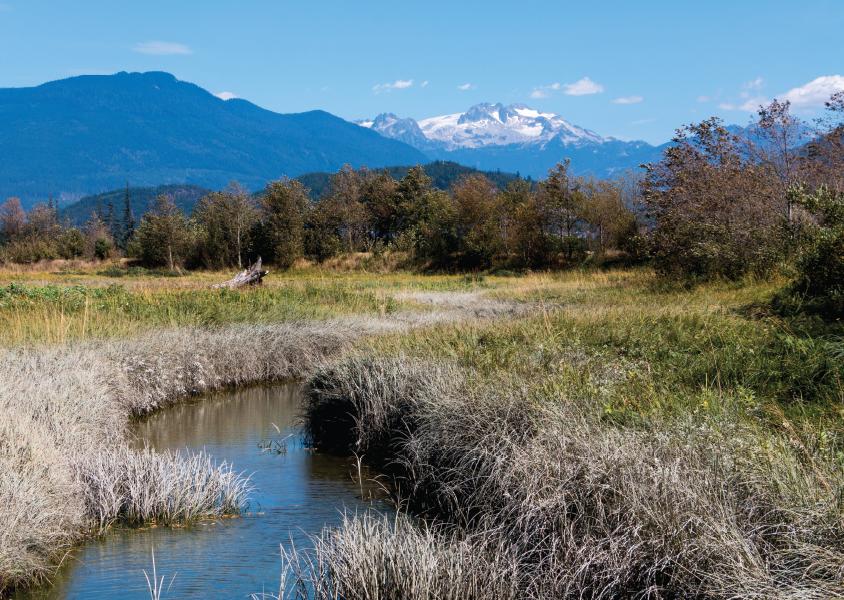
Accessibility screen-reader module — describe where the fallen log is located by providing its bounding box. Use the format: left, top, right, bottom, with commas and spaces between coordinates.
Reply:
212, 257, 269, 289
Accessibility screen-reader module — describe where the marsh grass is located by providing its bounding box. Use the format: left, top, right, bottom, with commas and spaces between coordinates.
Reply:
77, 447, 251, 532
300, 271, 844, 599
303, 355, 844, 598
0, 272, 522, 595
258, 514, 521, 600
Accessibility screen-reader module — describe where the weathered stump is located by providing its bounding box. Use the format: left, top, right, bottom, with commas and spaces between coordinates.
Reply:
212, 257, 269, 289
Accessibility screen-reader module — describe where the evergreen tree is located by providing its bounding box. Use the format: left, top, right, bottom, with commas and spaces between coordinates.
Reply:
121, 184, 135, 249
105, 199, 116, 240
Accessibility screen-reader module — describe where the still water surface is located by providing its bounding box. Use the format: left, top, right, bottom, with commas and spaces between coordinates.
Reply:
19, 384, 387, 599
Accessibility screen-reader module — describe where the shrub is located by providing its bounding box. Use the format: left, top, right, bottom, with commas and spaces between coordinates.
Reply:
789, 185, 844, 315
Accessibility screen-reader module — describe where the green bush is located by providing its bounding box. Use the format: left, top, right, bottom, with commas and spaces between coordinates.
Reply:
789, 185, 844, 316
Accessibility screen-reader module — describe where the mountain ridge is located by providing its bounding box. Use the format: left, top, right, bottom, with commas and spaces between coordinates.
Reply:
0, 71, 426, 207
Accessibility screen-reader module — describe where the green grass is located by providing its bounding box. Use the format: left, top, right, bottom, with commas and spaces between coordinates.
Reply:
360, 269, 843, 442
0, 265, 497, 345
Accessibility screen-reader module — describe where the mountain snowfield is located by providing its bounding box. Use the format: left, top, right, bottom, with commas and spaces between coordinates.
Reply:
360, 102, 607, 150
359, 102, 664, 179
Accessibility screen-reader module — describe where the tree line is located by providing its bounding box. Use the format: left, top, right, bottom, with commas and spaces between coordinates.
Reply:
0, 163, 639, 272
1, 95, 841, 313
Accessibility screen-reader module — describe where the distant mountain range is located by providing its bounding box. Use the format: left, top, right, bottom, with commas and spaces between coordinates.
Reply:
2, 72, 704, 209
1, 72, 425, 208
359, 102, 666, 179
60, 161, 522, 225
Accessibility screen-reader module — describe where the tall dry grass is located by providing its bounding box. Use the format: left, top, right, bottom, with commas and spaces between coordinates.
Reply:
257, 514, 521, 600
0, 288, 523, 595
0, 322, 357, 594
301, 356, 844, 599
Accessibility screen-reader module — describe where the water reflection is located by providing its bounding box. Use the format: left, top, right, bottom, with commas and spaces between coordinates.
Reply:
18, 384, 388, 599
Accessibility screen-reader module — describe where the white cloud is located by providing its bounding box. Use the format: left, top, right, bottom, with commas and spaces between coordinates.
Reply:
743, 77, 764, 91
133, 41, 193, 56
372, 79, 414, 94
718, 78, 768, 112
697, 95, 711, 103
781, 75, 844, 108
457, 82, 475, 91
420, 80, 429, 88
564, 77, 604, 96
718, 75, 844, 113
613, 95, 643, 105
719, 97, 768, 112
215, 91, 237, 101
530, 82, 561, 99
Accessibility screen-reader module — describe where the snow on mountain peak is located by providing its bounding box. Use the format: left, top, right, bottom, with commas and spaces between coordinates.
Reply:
363, 103, 606, 151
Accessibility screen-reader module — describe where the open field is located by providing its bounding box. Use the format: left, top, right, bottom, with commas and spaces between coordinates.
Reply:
1, 264, 841, 597
0, 260, 492, 346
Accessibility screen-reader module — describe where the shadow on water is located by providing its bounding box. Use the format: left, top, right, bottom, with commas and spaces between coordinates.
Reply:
17, 384, 390, 599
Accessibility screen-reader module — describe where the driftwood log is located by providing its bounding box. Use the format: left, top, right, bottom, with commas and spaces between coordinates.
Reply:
212, 257, 269, 289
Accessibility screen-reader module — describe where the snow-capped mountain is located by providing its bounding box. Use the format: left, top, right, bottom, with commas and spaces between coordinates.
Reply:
358, 103, 663, 179
360, 103, 607, 151
358, 113, 431, 150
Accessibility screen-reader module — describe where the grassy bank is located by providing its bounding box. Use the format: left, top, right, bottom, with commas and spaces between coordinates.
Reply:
300, 271, 844, 599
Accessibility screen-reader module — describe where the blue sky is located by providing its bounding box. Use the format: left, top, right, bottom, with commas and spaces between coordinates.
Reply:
1, 0, 842, 144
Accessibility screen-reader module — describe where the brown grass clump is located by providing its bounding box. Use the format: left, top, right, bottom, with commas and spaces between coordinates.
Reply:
302, 356, 844, 599
258, 514, 520, 600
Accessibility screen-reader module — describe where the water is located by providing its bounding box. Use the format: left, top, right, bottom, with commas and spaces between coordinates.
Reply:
19, 384, 388, 599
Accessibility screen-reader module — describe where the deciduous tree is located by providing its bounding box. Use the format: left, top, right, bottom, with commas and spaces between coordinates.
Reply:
0, 197, 26, 242
194, 183, 257, 269
643, 117, 783, 279
258, 179, 309, 269
133, 195, 193, 270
